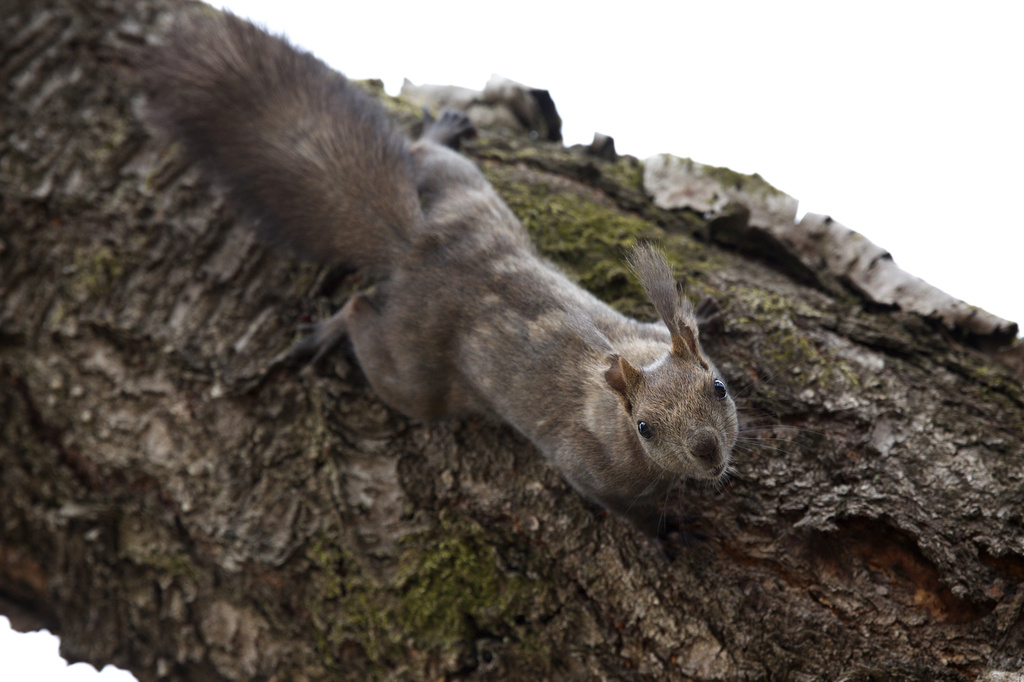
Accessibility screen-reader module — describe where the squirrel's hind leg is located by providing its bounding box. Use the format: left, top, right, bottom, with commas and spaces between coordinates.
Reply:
341, 294, 444, 419
284, 294, 441, 418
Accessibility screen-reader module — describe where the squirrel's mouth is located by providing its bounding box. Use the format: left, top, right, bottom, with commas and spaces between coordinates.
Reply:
653, 451, 729, 481
689, 457, 730, 482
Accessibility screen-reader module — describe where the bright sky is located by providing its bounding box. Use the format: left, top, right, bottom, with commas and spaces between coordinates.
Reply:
3, 2, 1021, 680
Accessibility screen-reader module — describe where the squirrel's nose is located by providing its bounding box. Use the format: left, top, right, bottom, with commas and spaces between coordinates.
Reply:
691, 431, 720, 465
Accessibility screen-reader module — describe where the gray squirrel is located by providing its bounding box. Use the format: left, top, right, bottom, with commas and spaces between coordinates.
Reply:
145, 10, 738, 536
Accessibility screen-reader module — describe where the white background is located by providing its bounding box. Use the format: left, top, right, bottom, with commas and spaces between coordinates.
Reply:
3, 1, 1021, 680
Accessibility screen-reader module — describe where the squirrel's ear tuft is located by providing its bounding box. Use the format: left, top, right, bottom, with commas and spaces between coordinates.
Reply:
605, 354, 644, 413
627, 244, 704, 361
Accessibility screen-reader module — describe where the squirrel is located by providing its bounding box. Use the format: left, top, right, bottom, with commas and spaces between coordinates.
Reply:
144, 10, 739, 536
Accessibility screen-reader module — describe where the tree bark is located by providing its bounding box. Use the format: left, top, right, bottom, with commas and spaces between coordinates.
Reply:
2, 0, 1023, 680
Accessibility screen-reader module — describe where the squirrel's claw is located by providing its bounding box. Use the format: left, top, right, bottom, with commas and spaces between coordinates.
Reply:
421, 109, 476, 149
268, 307, 352, 377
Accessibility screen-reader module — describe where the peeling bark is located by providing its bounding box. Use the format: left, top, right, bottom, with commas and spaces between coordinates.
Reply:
643, 153, 1020, 346
2, 0, 1024, 680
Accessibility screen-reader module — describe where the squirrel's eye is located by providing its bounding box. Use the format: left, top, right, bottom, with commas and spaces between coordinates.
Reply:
713, 379, 728, 400
637, 420, 654, 440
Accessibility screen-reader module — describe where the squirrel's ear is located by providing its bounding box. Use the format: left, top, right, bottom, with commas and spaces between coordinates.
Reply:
670, 303, 700, 359
604, 354, 644, 413
669, 301, 709, 369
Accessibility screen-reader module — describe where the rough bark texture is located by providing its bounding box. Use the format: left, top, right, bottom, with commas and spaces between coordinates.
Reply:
3, 1, 1024, 680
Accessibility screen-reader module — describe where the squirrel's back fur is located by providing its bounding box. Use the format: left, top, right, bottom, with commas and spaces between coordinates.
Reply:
146, 10, 739, 536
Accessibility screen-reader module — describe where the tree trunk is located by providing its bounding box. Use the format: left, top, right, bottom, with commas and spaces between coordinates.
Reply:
2, 0, 1023, 680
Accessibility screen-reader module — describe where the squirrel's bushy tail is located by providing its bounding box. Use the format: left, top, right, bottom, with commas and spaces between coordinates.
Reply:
145, 10, 421, 278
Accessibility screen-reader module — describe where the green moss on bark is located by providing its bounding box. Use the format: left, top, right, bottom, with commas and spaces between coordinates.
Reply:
482, 163, 725, 317
308, 516, 556, 675
69, 244, 125, 299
